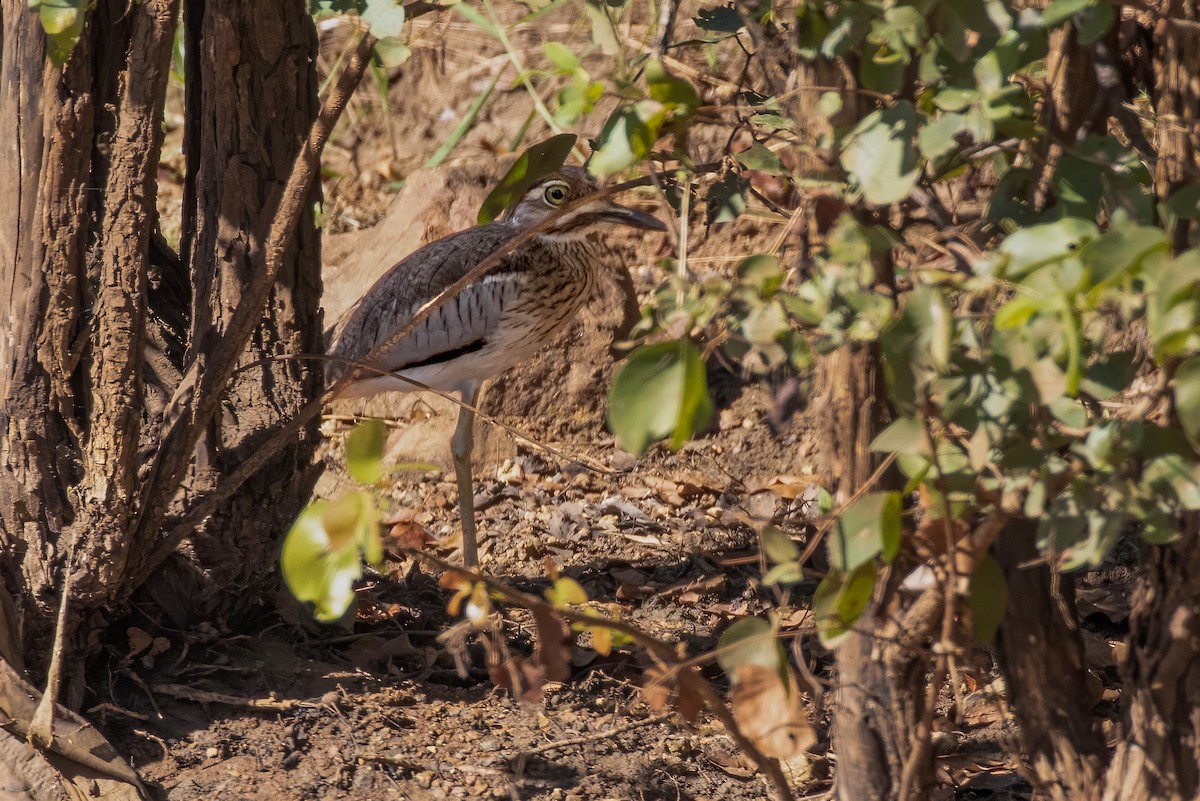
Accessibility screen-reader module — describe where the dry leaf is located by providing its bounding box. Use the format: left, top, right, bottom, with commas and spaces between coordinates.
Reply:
126, 627, 153, 658
388, 520, 429, 551
676, 669, 705, 723
532, 607, 571, 683
706, 750, 757, 779
642, 666, 671, 711
730, 663, 817, 759
760, 474, 816, 500
488, 654, 546, 704
496, 459, 525, 484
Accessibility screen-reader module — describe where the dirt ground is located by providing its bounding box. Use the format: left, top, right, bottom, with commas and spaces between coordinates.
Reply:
110, 5, 1134, 800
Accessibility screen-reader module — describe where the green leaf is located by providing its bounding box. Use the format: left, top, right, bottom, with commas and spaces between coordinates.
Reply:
545, 577, 588, 606
694, 4, 743, 34
345, 419, 387, 484
815, 91, 843, 119
706, 170, 749, 223
918, 113, 967, 160
646, 59, 699, 117
38, 0, 87, 64
717, 617, 783, 677
1076, 1, 1114, 44
590, 105, 657, 176
281, 491, 380, 622
840, 101, 920, 205
763, 562, 804, 586
760, 524, 799, 563
967, 555, 1007, 645
736, 254, 784, 296
1142, 454, 1200, 512
871, 417, 931, 456
360, 0, 406, 38
608, 339, 713, 455
831, 491, 902, 571
1174, 356, 1200, 447
1167, 185, 1200, 220
543, 41, 580, 73
373, 36, 412, 67
1080, 351, 1137, 400
814, 562, 878, 648
998, 218, 1100, 279
476, 133, 576, 224
1078, 225, 1168, 287
735, 142, 787, 176
1041, 0, 1092, 27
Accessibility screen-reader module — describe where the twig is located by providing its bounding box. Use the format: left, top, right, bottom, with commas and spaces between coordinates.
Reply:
148, 683, 319, 711
504, 712, 673, 758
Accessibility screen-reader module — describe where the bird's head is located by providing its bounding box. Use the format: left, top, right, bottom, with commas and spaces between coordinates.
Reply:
503, 167, 667, 235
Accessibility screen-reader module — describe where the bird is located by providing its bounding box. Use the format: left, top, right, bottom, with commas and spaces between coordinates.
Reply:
326, 167, 666, 568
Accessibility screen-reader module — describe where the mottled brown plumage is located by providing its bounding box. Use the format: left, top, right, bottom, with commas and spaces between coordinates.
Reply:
327, 167, 665, 566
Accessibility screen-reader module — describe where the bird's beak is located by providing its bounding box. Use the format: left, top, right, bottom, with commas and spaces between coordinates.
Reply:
599, 200, 668, 232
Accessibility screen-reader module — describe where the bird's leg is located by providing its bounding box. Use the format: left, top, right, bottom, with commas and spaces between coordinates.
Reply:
452, 382, 483, 568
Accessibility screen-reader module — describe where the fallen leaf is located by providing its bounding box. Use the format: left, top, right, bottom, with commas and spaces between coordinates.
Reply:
127, 627, 153, 658
758, 474, 817, 500
642, 665, 672, 711
729, 663, 817, 759
388, 520, 429, 551
496, 459, 525, 484
706, 750, 756, 779
488, 654, 546, 704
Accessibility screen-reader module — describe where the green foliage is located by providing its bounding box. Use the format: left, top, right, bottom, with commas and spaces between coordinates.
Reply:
282, 420, 389, 620
476, 133, 577, 223
607, 339, 713, 456
831, 492, 902, 571
309, 0, 420, 67
814, 561, 877, 647
717, 617, 786, 676
282, 489, 380, 622
345, 418, 387, 484
841, 103, 920, 204
29, 0, 91, 65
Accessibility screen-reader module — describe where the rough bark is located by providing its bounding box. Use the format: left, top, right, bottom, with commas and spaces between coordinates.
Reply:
1152, 0, 1200, 251
138, 0, 324, 625
0, 0, 179, 658
0, 0, 92, 647
996, 521, 1106, 801
1100, 519, 1200, 801
818, 345, 927, 801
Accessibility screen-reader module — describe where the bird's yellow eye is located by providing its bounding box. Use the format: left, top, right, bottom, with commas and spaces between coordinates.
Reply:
544, 183, 569, 205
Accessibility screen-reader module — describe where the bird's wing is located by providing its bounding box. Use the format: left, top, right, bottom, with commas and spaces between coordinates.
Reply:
327, 224, 522, 383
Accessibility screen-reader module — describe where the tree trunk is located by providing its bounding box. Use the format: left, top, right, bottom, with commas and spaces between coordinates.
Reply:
138, 0, 324, 626
0, 0, 180, 662
996, 521, 1107, 800
818, 345, 926, 801
1101, 516, 1200, 801
1152, 0, 1199, 251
